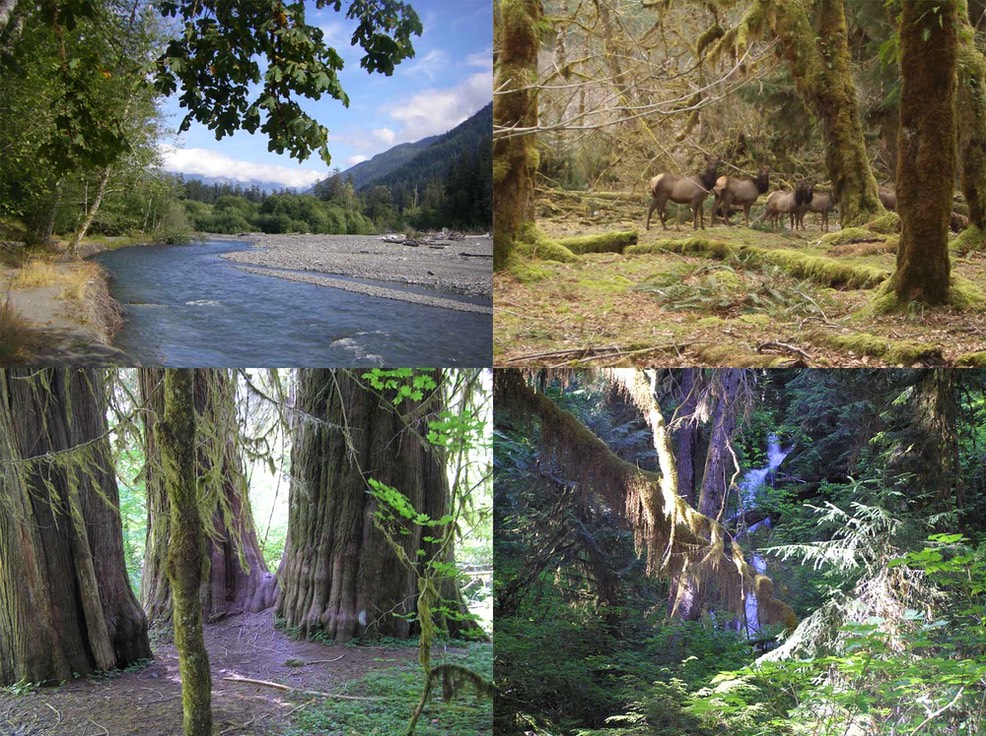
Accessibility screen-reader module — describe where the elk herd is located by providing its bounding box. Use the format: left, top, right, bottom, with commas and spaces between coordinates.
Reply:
645, 157, 895, 233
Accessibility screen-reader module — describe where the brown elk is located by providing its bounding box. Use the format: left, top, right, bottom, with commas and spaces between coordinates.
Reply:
763, 180, 813, 230
805, 190, 836, 232
878, 186, 896, 211
646, 157, 720, 230
712, 166, 770, 227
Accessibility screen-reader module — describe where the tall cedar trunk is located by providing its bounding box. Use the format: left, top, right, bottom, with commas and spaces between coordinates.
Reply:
673, 369, 701, 506
731, 0, 882, 226
957, 0, 986, 248
893, 0, 957, 305
492, 0, 542, 270
276, 370, 479, 643
0, 368, 151, 686
141, 369, 276, 626
161, 370, 212, 736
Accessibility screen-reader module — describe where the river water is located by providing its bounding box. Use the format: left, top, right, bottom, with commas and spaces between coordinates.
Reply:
95, 239, 492, 366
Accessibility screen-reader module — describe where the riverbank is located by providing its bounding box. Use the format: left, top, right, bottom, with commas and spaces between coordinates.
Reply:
1, 257, 127, 364
221, 233, 493, 306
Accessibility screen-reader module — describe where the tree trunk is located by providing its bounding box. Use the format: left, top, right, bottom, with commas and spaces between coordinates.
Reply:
893, 0, 957, 305
141, 369, 276, 627
70, 165, 112, 255
492, 0, 542, 270
275, 370, 480, 643
0, 368, 151, 687
956, 0, 986, 249
721, 0, 882, 226
697, 369, 743, 521
673, 369, 701, 506
161, 370, 212, 736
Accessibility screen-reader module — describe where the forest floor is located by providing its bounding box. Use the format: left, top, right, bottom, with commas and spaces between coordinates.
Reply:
0, 611, 492, 736
494, 191, 986, 367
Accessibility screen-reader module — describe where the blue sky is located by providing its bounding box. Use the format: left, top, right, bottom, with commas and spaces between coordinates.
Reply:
159, 0, 492, 189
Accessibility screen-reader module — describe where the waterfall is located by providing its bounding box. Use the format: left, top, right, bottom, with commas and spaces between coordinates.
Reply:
739, 435, 791, 638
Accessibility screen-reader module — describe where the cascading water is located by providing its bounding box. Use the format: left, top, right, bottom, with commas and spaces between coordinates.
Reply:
738, 434, 791, 638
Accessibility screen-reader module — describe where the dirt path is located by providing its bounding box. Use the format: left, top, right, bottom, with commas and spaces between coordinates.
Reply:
0, 611, 424, 736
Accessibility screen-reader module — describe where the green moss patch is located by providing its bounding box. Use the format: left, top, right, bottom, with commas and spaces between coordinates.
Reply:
556, 230, 638, 254
628, 239, 889, 289
956, 351, 986, 367
692, 344, 803, 367
864, 212, 901, 234
807, 329, 942, 365
820, 227, 888, 247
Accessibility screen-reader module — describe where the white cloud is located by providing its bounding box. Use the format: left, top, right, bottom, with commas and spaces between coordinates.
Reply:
373, 127, 396, 146
465, 49, 492, 69
160, 146, 327, 189
381, 71, 492, 141
402, 49, 448, 80
346, 154, 370, 166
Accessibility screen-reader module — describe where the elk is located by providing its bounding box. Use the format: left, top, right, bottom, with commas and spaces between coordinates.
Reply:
805, 190, 836, 232
762, 180, 814, 230
646, 157, 720, 230
878, 186, 896, 211
712, 166, 770, 227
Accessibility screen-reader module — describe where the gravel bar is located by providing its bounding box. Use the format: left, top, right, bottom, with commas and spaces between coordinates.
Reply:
221, 233, 493, 303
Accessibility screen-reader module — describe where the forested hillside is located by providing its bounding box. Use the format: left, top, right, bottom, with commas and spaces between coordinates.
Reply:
495, 368, 986, 736
314, 103, 494, 231
0, 368, 493, 736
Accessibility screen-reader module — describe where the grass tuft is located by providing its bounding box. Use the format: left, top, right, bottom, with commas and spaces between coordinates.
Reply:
0, 297, 35, 362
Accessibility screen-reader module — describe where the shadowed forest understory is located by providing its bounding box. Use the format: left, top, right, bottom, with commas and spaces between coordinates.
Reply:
0, 368, 492, 736
495, 368, 986, 735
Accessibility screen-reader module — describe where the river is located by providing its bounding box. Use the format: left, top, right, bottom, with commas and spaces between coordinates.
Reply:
94, 239, 492, 366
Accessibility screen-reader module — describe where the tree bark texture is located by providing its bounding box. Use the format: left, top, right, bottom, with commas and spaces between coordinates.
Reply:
956, 0, 986, 246
893, 0, 957, 305
673, 369, 701, 507
697, 369, 743, 522
493, 0, 542, 270
161, 370, 212, 736
0, 368, 150, 687
495, 369, 797, 631
276, 370, 479, 643
720, 0, 882, 226
141, 369, 275, 627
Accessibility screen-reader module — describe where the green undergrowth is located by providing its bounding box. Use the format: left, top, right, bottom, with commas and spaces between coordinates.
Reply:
627, 238, 889, 289
283, 642, 492, 736
806, 329, 942, 365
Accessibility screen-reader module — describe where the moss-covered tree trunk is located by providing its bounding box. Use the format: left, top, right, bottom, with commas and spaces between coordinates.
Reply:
275, 370, 480, 643
955, 1, 986, 249
493, 0, 542, 270
718, 0, 882, 226
893, 0, 957, 305
0, 368, 151, 686
161, 370, 212, 736
141, 369, 276, 627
